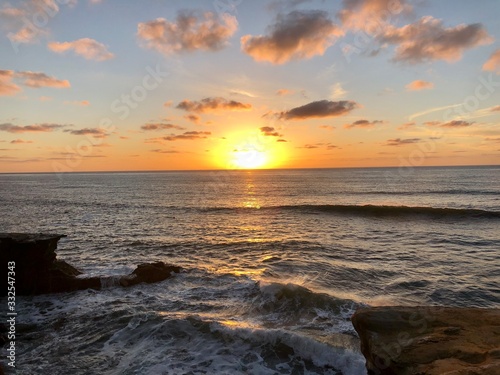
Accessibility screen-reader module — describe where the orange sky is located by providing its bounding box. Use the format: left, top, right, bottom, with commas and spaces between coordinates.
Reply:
1, 0, 499, 172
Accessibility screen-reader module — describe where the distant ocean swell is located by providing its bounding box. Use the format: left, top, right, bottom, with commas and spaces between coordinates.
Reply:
202, 204, 500, 219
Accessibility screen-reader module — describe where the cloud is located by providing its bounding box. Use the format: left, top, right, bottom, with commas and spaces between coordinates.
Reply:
424, 120, 474, 128
164, 100, 173, 107
0, 123, 67, 133
151, 149, 180, 154
330, 82, 347, 99
276, 89, 293, 96
277, 139, 287, 142
64, 100, 90, 106
491, 105, 500, 112
0, 0, 60, 44
64, 128, 108, 138
48, 38, 114, 61
15, 71, 70, 88
10, 139, 33, 144
140, 123, 185, 131
397, 121, 416, 130
149, 131, 212, 142
343, 119, 383, 129
279, 100, 358, 120
184, 114, 201, 124
137, 11, 238, 55
337, 0, 413, 33
176, 97, 252, 113
319, 125, 336, 131
483, 49, 500, 73
385, 138, 420, 146
260, 126, 282, 137
0, 70, 21, 96
241, 10, 342, 64
378, 16, 493, 64
405, 80, 434, 91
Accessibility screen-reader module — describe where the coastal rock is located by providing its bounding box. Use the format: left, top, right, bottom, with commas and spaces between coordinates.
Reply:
120, 261, 182, 287
0, 233, 181, 296
351, 306, 500, 375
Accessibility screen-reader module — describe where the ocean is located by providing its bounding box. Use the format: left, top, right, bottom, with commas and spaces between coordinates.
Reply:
1, 166, 499, 375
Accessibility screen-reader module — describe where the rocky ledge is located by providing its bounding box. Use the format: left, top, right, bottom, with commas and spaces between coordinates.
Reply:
351, 306, 500, 375
0, 233, 182, 296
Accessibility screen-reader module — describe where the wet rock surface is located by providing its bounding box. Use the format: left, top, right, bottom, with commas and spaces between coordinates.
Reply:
0, 233, 181, 296
351, 306, 500, 374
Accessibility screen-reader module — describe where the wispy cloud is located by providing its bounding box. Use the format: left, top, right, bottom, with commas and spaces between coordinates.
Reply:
276, 89, 293, 96
424, 120, 474, 128
147, 131, 211, 142
64, 100, 90, 106
483, 48, 500, 73
241, 10, 342, 64
408, 103, 462, 121
48, 38, 114, 61
405, 80, 434, 91
10, 139, 33, 144
137, 11, 238, 55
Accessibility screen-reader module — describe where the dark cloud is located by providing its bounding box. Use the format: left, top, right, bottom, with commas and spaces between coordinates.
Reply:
241, 10, 342, 64
184, 114, 201, 124
378, 16, 493, 64
344, 119, 383, 129
280, 100, 358, 120
425, 120, 474, 128
260, 126, 282, 137
277, 139, 287, 142
64, 128, 109, 137
137, 11, 238, 55
176, 97, 252, 113
385, 138, 420, 146
0, 123, 67, 133
141, 123, 185, 131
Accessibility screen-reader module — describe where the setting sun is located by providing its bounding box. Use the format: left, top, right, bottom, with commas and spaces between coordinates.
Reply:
231, 147, 268, 169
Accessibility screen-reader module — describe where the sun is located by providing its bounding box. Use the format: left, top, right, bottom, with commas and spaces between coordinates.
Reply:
231, 147, 268, 169
212, 131, 288, 170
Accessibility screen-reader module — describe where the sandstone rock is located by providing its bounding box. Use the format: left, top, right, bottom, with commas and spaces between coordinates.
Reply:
351, 306, 500, 375
1, 233, 182, 296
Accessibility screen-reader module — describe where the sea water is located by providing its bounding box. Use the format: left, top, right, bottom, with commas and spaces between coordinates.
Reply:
1, 166, 499, 374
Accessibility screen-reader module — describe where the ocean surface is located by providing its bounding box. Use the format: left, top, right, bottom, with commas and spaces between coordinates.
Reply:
1, 166, 499, 375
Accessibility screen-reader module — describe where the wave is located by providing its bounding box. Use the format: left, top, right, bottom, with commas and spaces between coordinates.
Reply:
203, 204, 500, 219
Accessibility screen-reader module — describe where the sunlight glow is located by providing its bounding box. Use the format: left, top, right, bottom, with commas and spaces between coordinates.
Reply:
213, 131, 289, 170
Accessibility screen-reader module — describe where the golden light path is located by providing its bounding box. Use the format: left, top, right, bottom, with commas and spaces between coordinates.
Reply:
213, 131, 288, 170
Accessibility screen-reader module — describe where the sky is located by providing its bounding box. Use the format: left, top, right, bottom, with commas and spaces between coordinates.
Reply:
0, 0, 500, 172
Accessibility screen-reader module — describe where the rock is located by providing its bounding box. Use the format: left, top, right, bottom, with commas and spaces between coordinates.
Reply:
120, 262, 182, 287
351, 306, 500, 375
1, 233, 182, 296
